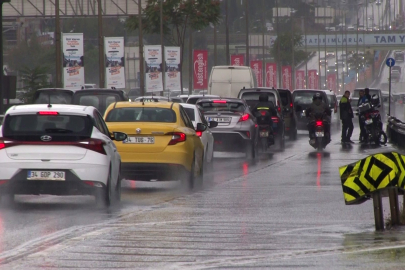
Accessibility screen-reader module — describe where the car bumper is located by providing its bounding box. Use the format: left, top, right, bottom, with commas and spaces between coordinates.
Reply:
121, 163, 189, 181
211, 131, 253, 151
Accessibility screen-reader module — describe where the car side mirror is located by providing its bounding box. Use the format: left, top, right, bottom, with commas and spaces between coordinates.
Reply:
196, 123, 207, 132
112, 131, 128, 141
209, 121, 218, 128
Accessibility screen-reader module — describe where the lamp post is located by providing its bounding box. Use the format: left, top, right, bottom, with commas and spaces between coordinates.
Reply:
98, 0, 105, 88
160, 0, 166, 94
0, 0, 10, 114
138, 0, 145, 95
225, 0, 230, 64
55, 0, 62, 88
245, 0, 249, 66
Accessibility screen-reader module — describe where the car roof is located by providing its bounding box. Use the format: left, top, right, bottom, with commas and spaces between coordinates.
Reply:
213, 65, 251, 70
187, 95, 220, 98
109, 101, 175, 109
196, 97, 245, 103
5, 104, 94, 116
179, 103, 197, 109
134, 96, 170, 100
37, 88, 125, 93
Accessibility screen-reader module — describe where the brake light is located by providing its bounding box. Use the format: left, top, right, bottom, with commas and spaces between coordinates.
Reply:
38, 111, 59, 115
260, 111, 267, 116
290, 102, 293, 108
80, 139, 106, 155
0, 180, 7, 185
316, 121, 323, 126
168, 132, 186, 145
277, 106, 281, 112
271, 116, 279, 123
239, 114, 249, 122
277, 101, 281, 112
196, 131, 202, 137
213, 100, 227, 103
0, 142, 5, 150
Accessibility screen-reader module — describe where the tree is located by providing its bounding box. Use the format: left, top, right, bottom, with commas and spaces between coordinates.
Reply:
125, 0, 221, 91
18, 66, 52, 102
270, 32, 309, 66
347, 52, 374, 75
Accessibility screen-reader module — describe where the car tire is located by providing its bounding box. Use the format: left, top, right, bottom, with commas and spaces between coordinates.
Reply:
197, 157, 204, 189
290, 124, 298, 141
184, 155, 196, 191
115, 172, 122, 203
96, 167, 113, 208
246, 141, 256, 159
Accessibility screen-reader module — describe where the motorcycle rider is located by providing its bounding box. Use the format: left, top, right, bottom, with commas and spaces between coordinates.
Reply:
252, 93, 276, 143
305, 92, 332, 144
357, 88, 372, 142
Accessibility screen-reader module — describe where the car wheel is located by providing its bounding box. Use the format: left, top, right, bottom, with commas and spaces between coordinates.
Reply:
96, 167, 113, 208
115, 171, 122, 203
280, 134, 285, 152
197, 156, 204, 189
290, 124, 298, 141
183, 155, 195, 191
246, 141, 256, 159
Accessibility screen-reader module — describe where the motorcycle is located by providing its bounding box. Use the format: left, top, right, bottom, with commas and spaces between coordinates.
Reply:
307, 112, 330, 151
254, 109, 275, 152
358, 101, 387, 145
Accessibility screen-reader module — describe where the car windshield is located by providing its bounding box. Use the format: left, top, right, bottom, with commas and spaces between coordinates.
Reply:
3, 114, 92, 141
184, 108, 195, 121
352, 89, 380, 98
198, 101, 245, 113
240, 92, 276, 108
105, 107, 176, 122
34, 91, 73, 104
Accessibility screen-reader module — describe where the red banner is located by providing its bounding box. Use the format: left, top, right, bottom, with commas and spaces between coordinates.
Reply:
250, 60, 263, 87
281, 66, 292, 89
265, 63, 277, 88
327, 73, 337, 92
295, 70, 305, 89
193, 50, 208, 90
308, 69, 319, 89
231, 54, 244, 66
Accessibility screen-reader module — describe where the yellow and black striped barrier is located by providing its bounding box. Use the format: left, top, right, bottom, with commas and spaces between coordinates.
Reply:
340, 152, 405, 205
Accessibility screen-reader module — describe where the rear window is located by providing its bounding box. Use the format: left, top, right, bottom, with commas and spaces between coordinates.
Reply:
326, 95, 336, 106
184, 108, 195, 121
198, 101, 245, 113
278, 91, 290, 106
352, 89, 380, 98
105, 107, 176, 122
128, 88, 141, 96
240, 92, 276, 108
34, 91, 73, 104
293, 91, 323, 105
3, 114, 93, 141
187, 97, 202, 104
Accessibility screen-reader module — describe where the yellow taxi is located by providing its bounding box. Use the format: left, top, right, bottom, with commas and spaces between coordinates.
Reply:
103, 98, 205, 189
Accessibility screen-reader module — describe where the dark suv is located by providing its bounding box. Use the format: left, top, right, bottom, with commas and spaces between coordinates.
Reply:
237, 87, 285, 151
277, 89, 297, 140
32, 88, 129, 115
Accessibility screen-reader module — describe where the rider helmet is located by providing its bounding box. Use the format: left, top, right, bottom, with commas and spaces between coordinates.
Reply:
259, 93, 268, 102
313, 92, 322, 101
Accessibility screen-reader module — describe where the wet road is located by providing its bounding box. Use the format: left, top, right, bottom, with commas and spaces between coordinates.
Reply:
1, 126, 405, 269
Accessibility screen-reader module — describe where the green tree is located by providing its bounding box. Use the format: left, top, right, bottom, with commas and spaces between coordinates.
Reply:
270, 32, 309, 66
125, 0, 221, 91
18, 65, 52, 102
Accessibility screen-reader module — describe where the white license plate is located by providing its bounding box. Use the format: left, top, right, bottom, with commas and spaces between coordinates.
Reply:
365, 119, 373, 125
315, 132, 324, 137
301, 111, 306, 117
206, 117, 231, 123
260, 131, 269, 137
124, 136, 155, 144
27, 171, 65, 181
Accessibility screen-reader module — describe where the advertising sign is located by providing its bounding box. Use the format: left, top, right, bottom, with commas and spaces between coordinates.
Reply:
265, 63, 277, 88
308, 69, 319, 89
164, 46, 181, 91
231, 54, 244, 66
327, 73, 337, 92
62, 33, 84, 89
281, 66, 292, 89
105, 37, 125, 89
295, 70, 305, 89
144, 45, 163, 92
193, 50, 208, 90
250, 60, 263, 87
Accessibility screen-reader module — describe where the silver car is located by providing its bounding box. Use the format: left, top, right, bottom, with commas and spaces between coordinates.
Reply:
196, 98, 258, 159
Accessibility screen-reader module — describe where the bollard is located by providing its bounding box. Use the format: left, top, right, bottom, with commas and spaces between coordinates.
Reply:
389, 187, 400, 226
373, 191, 384, 231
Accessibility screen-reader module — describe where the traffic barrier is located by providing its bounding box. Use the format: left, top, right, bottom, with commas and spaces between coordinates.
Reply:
387, 116, 405, 148
340, 151, 405, 230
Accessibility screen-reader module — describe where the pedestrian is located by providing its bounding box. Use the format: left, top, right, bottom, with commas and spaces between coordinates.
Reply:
357, 88, 371, 142
340, 90, 354, 143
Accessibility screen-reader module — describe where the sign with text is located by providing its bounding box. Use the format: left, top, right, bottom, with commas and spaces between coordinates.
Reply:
265, 63, 277, 88
144, 45, 163, 92
308, 70, 319, 89
193, 50, 208, 90
250, 60, 263, 87
295, 70, 305, 89
231, 54, 244, 66
105, 37, 125, 89
327, 73, 337, 92
62, 33, 84, 89
282, 66, 292, 89
164, 46, 181, 91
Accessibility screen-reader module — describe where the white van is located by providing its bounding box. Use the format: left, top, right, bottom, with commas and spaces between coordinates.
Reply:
208, 66, 257, 98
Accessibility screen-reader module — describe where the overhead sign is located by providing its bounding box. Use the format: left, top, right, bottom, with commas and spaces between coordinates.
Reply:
386, 57, 396, 67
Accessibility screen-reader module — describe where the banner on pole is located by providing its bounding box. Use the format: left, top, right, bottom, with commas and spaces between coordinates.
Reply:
327, 73, 337, 92
105, 37, 125, 89
282, 66, 292, 89
308, 69, 319, 89
231, 54, 244, 66
250, 60, 263, 87
62, 33, 84, 89
144, 45, 163, 92
295, 70, 305, 89
164, 46, 181, 91
193, 50, 208, 90
265, 63, 277, 88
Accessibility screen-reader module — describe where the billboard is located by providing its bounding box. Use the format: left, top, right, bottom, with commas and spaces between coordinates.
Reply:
282, 66, 292, 89
327, 73, 337, 92
265, 63, 277, 88
144, 45, 163, 92
62, 33, 84, 89
250, 60, 263, 87
308, 69, 319, 89
105, 37, 125, 89
295, 70, 305, 89
193, 50, 208, 90
231, 54, 244, 66
164, 46, 181, 91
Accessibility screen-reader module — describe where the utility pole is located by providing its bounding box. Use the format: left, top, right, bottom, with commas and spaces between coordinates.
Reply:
214, 25, 217, 66
291, 18, 295, 90
245, 0, 249, 66
98, 0, 105, 88
225, 0, 230, 65
261, 0, 265, 87
276, 0, 281, 86
0, 0, 10, 114
138, 0, 145, 95
55, 0, 62, 88
160, 0, 166, 94
189, 29, 193, 94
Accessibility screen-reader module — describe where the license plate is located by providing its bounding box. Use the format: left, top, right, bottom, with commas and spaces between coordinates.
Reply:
260, 131, 269, 137
27, 171, 65, 181
365, 119, 373, 125
124, 136, 155, 144
315, 132, 324, 137
206, 117, 231, 123
301, 111, 306, 117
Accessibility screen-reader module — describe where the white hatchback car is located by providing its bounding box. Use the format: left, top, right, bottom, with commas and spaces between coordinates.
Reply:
0, 104, 127, 207
181, 103, 216, 164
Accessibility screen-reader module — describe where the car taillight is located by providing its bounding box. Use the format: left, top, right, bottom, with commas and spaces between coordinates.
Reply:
239, 114, 249, 122
290, 102, 293, 108
271, 116, 279, 123
316, 121, 323, 126
196, 131, 202, 137
260, 111, 267, 116
79, 139, 106, 155
277, 101, 281, 112
168, 132, 186, 145
213, 100, 227, 103
38, 111, 59, 115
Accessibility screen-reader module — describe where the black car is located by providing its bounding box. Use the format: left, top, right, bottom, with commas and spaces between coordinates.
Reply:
292, 89, 329, 130
277, 89, 297, 140
32, 88, 129, 115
